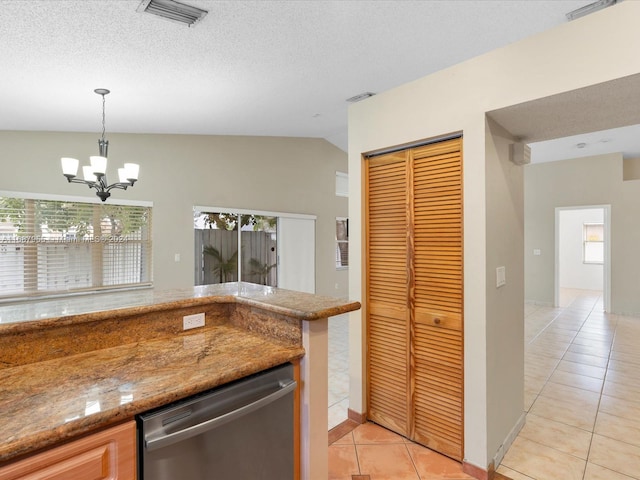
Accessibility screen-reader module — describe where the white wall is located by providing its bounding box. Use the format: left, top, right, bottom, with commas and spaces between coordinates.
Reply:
348, 1, 640, 471
0, 131, 348, 298
558, 208, 604, 291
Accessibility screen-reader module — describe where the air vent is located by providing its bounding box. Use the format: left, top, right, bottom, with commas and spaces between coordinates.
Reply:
566, 0, 616, 21
346, 92, 376, 103
137, 0, 208, 27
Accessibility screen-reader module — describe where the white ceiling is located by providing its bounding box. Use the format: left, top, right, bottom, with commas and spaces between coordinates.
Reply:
0, 0, 632, 158
530, 124, 640, 164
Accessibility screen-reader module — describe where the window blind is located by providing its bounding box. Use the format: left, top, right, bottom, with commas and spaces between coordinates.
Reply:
335, 217, 348, 268
0, 195, 152, 300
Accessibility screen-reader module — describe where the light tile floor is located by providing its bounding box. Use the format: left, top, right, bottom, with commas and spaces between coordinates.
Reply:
329, 313, 350, 429
498, 288, 640, 480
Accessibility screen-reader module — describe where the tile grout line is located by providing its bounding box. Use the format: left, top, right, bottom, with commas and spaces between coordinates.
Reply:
514, 291, 640, 480
352, 432, 363, 477
403, 441, 422, 480
526, 307, 569, 346
570, 293, 607, 480
558, 294, 599, 480
581, 301, 640, 479
515, 292, 599, 479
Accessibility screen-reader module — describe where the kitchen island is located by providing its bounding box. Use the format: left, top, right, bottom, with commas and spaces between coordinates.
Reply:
0, 282, 360, 479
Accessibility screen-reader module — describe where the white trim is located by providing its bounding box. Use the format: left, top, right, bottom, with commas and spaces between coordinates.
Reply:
554, 205, 610, 312
0, 284, 153, 305
0, 190, 153, 207
335, 171, 349, 197
193, 205, 316, 220
603, 205, 612, 313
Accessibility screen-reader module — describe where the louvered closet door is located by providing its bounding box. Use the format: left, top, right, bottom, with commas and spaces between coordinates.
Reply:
365, 150, 411, 436
411, 138, 463, 460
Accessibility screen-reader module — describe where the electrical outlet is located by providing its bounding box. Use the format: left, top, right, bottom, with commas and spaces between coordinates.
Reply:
183, 312, 205, 330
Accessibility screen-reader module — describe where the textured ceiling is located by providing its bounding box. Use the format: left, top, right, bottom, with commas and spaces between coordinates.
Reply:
0, 0, 626, 156
487, 73, 640, 162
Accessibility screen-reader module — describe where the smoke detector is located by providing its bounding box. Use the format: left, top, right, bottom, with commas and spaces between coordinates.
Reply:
137, 0, 208, 27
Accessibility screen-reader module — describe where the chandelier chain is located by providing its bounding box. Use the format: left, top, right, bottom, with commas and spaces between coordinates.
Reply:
101, 94, 106, 142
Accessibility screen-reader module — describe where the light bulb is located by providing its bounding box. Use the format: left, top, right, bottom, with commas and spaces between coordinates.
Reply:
61, 157, 79, 177
124, 163, 139, 181
83, 165, 97, 182
118, 168, 129, 184
90, 156, 107, 175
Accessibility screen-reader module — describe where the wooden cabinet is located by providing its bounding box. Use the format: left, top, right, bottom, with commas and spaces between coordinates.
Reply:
0, 422, 136, 480
365, 137, 463, 460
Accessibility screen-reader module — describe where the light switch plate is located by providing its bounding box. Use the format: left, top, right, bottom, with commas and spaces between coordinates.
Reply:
496, 266, 506, 288
533, 249, 541, 256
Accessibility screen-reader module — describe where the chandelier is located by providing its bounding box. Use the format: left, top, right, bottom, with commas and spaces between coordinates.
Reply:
61, 88, 139, 202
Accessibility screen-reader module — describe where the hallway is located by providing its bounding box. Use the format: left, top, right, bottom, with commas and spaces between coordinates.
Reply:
498, 289, 640, 479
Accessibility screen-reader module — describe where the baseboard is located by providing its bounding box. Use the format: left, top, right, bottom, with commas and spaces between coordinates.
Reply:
462, 460, 494, 480
328, 419, 360, 445
328, 409, 367, 445
525, 299, 554, 307
348, 408, 367, 424
492, 412, 526, 468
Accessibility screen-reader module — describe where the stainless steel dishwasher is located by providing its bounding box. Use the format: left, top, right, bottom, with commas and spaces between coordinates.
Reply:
137, 363, 296, 480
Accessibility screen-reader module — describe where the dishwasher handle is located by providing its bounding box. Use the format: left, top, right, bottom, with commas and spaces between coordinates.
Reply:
145, 379, 297, 452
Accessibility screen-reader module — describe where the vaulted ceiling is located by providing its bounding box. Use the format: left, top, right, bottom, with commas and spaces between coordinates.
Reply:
1, 0, 634, 160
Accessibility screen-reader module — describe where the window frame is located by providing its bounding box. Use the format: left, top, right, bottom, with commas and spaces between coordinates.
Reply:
335, 171, 349, 197
336, 216, 349, 270
0, 191, 153, 302
583, 222, 604, 265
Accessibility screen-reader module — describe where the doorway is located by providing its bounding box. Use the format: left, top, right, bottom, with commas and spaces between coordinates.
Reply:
554, 205, 610, 312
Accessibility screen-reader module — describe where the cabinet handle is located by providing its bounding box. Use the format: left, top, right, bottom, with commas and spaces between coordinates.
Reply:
433, 317, 441, 325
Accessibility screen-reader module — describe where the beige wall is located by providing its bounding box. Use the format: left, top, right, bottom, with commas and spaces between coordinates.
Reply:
525, 153, 640, 315
0, 131, 348, 298
348, 1, 640, 470
485, 118, 525, 465
623, 157, 640, 181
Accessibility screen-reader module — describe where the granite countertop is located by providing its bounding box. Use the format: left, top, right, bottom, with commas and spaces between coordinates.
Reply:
0, 282, 358, 330
0, 283, 361, 465
0, 324, 304, 464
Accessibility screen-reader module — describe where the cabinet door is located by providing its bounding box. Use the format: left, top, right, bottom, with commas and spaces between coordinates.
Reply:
365, 150, 411, 436
412, 138, 463, 460
0, 421, 136, 480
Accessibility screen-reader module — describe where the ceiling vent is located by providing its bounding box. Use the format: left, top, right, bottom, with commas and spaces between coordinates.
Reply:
346, 92, 376, 103
566, 0, 616, 21
137, 0, 208, 27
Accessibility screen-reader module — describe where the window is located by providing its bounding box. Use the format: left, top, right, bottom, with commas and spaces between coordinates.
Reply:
0, 194, 152, 300
583, 223, 604, 264
336, 171, 348, 197
336, 217, 348, 269
194, 210, 278, 287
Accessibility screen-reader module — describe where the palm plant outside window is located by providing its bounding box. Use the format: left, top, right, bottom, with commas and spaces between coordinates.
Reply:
194, 211, 277, 287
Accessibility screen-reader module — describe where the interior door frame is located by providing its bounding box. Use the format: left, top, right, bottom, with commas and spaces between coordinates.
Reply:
554, 204, 611, 311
